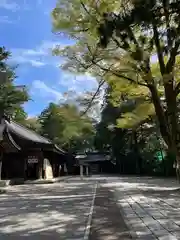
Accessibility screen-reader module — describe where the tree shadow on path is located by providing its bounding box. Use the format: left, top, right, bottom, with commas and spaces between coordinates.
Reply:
0, 182, 95, 240
89, 185, 133, 240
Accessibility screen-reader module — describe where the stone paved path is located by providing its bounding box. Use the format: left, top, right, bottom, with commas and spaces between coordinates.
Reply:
1, 176, 180, 239
0, 180, 96, 239
89, 184, 132, 240
103, 176, 180, 239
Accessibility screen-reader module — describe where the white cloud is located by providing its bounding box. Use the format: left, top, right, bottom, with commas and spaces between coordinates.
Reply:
32, 80, 64, 102
30, 60, 46, 67
59, 73, 98, 92
0, 16, 13, 23
0, 0, 19, 11
58, 72, 104, 120
31, 76, 103, 120
27, 114, 37, 119
18, 41, 71, 57
11, 55, 46, 67
0, 0, 31, 12
10, 40, 71, 68
23, 49, 46, 56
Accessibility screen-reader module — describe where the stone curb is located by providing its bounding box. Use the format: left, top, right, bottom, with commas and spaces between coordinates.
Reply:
0, 176, 72, 187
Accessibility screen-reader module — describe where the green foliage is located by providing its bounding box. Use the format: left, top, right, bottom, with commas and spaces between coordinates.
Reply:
0, 47, 29, 117
96, 0, 180, 149
52, 0, 179, 139
24, 117, 42, 132
38, 102, 95, 151
51, 0, 157, 130
52, 0, 180, 176
12, 107, 27, 123
117, 102, 154, 129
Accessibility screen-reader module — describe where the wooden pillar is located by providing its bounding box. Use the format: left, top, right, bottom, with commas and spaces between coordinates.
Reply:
0, 151, 3, 180
24, 158, 27, 180
58, 164, 61, 177
86, 166, 89, 176
64, 163, 68, 175
52, 163, 56, 178
0, 161, 2, 180
37, 150, 43, 179
43, 158, 47, 179
80, 165, 83, 178
38, 159, 42, 179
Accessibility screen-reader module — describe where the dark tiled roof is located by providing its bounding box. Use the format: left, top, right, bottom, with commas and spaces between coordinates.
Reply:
54, 144, 66, 154
0, 116, 67, 154
5, 120, 52, 144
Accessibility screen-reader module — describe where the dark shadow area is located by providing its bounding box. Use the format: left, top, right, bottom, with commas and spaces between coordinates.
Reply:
89, 185, 133, 240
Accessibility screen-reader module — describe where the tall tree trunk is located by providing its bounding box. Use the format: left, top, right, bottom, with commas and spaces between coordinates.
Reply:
148, 84, 171, 146
149, 82, 180, 180
164, 75, 179, 180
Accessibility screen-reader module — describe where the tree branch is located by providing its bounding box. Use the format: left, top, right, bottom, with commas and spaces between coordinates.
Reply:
80, 0, 99, 24
165, 16, 180, 73
166, 39, 180, 73
127, 26, 139, 47
93, 61, 148, 87
152, 22, 166, 75
162, 0, 171, 48
175, 82, 180, 97
81, 79, 105, 116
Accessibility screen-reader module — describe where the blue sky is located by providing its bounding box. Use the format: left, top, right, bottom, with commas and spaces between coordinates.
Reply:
0, 0, 97, 117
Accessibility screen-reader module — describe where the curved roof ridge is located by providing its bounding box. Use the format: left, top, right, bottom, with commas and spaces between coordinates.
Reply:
5, 119, 52, 144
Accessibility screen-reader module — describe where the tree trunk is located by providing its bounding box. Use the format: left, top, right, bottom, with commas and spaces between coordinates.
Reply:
132, 130, 142, 174
148, 84, 180, 179
168, 146, 180, 181
148, 84, 171, 146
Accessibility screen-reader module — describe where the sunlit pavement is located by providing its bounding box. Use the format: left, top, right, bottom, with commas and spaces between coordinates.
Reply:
0, 179, 97, 239
103, 176, 180, 239
1, 176, 180, 239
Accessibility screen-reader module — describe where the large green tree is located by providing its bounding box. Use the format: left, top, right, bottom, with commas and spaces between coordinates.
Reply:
39, 102, 95, 152
52, 0, 180, 179
24, 117, 42, 132
0, 47, 29, 119
12, 107, 28, 123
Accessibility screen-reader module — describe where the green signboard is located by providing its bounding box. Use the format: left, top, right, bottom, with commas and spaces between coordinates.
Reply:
155, 150, 165, 161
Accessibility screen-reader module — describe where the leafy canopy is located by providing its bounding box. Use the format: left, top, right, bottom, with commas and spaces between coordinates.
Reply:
38, 102, 95, 151
52, 0, 180, 151
0, 47, 29, 117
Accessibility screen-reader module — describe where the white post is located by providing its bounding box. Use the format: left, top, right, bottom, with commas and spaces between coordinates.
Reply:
86, 166, 89, 176
80, 165, 83, 178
